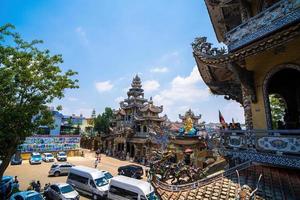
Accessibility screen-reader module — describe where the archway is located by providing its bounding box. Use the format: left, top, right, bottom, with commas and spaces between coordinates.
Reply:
264, 64, 300, 129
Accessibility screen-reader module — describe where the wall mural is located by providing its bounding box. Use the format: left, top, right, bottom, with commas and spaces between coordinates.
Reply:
18, 136, 80, 153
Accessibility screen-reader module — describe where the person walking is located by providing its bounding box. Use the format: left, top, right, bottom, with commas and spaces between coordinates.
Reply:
95, 148, 100, 158
94, 158, 99, 169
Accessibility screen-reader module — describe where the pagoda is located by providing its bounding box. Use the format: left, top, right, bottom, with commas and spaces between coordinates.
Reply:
104, 75, 166, 163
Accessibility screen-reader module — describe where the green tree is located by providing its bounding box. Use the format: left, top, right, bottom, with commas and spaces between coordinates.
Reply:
56, 105, 63, 111
269, 94, 286, 129
94, 107, 113, 135
0, 24, 78, 180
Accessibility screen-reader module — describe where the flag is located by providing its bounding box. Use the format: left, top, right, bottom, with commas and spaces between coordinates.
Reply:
219, 110, 226, 125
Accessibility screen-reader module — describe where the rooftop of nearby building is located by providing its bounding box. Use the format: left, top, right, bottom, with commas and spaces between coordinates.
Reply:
154, 163, 300, 200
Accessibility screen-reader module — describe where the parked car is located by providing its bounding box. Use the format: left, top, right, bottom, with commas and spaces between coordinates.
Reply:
0, 176, 15, 199
108, 175, 157, 200
67, 166, 110, 199
42, 153, 55, 162
10, 190, 44, 200
29, 152, 42, 165
57, 151, 67, 161
44, 183, 79, 200
118, 164, 144, 179
11, 154, 22, 165
48, 162, 74, 177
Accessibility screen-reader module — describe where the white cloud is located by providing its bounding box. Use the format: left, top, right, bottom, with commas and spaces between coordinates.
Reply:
153, 66, 209, 120
150, 67, 169, 73
75, 26, 89, 45
143, 80, 160, 92
95, 81, 113, 92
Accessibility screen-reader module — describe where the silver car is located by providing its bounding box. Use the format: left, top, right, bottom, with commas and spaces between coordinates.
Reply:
45, 183, 79, 200
48, 163, 74, 177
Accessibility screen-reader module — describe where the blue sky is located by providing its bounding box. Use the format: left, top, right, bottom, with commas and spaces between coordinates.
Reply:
1, 0, 244, 123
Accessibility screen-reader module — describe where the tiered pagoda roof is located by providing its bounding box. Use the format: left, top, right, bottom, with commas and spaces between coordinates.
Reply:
114, 75, 165, 126
179, 109, 201, 121
121, 75, 148, 109
140, 97, 163, 113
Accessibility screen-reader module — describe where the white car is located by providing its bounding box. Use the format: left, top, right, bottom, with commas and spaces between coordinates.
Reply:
45, 183, 79, 200
57, 152, 67, 161
42, 153, 54, 162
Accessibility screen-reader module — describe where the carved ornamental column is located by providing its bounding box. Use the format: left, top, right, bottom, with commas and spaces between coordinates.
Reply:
239, 0, 251, 22
242, 85, 253, 130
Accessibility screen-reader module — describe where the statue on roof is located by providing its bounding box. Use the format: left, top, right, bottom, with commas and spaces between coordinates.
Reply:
178, 109, 205, 136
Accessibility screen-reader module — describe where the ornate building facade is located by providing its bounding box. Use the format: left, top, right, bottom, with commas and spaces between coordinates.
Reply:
153, 1, 300, 199
104, 75, 166, 162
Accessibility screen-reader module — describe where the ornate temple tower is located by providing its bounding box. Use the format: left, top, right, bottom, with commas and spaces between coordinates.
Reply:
121, 75, 148, 116
108, 75, 166, 161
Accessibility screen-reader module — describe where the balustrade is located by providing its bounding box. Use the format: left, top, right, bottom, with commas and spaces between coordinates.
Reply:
220, 129, 300, 155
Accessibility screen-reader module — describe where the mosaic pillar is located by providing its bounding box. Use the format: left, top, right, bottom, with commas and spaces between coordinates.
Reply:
242, 84, 253, 130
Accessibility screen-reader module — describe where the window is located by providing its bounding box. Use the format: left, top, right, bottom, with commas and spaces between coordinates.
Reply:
50, 185, 60, 193
51, 164, 58, 169
94, 177, 108, 187
143, 126, 147, 132
68, 173, 88, 184
60, 185, 74, 194
109, 185, 138, 200
137, 125, 141, 132
104, 172, 113, 180
14, 195, 24, 200
26, 193, 44, 200
89, 179, 97, 188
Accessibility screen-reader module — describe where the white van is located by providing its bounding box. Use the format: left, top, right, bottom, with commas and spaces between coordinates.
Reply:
108, 175, 157, 200
66, 166, 110, 199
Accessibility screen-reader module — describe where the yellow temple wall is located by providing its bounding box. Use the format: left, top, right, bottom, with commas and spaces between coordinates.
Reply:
245, 37, 300, 129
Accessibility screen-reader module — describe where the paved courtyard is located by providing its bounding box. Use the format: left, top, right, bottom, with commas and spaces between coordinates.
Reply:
4, 150, 146, 199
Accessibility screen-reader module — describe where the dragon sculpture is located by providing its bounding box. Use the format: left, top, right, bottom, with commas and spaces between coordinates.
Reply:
149, 149, 209, 185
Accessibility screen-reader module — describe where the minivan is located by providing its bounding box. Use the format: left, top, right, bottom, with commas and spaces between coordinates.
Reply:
108, 175, 157, 200
67, 166, 111, 199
